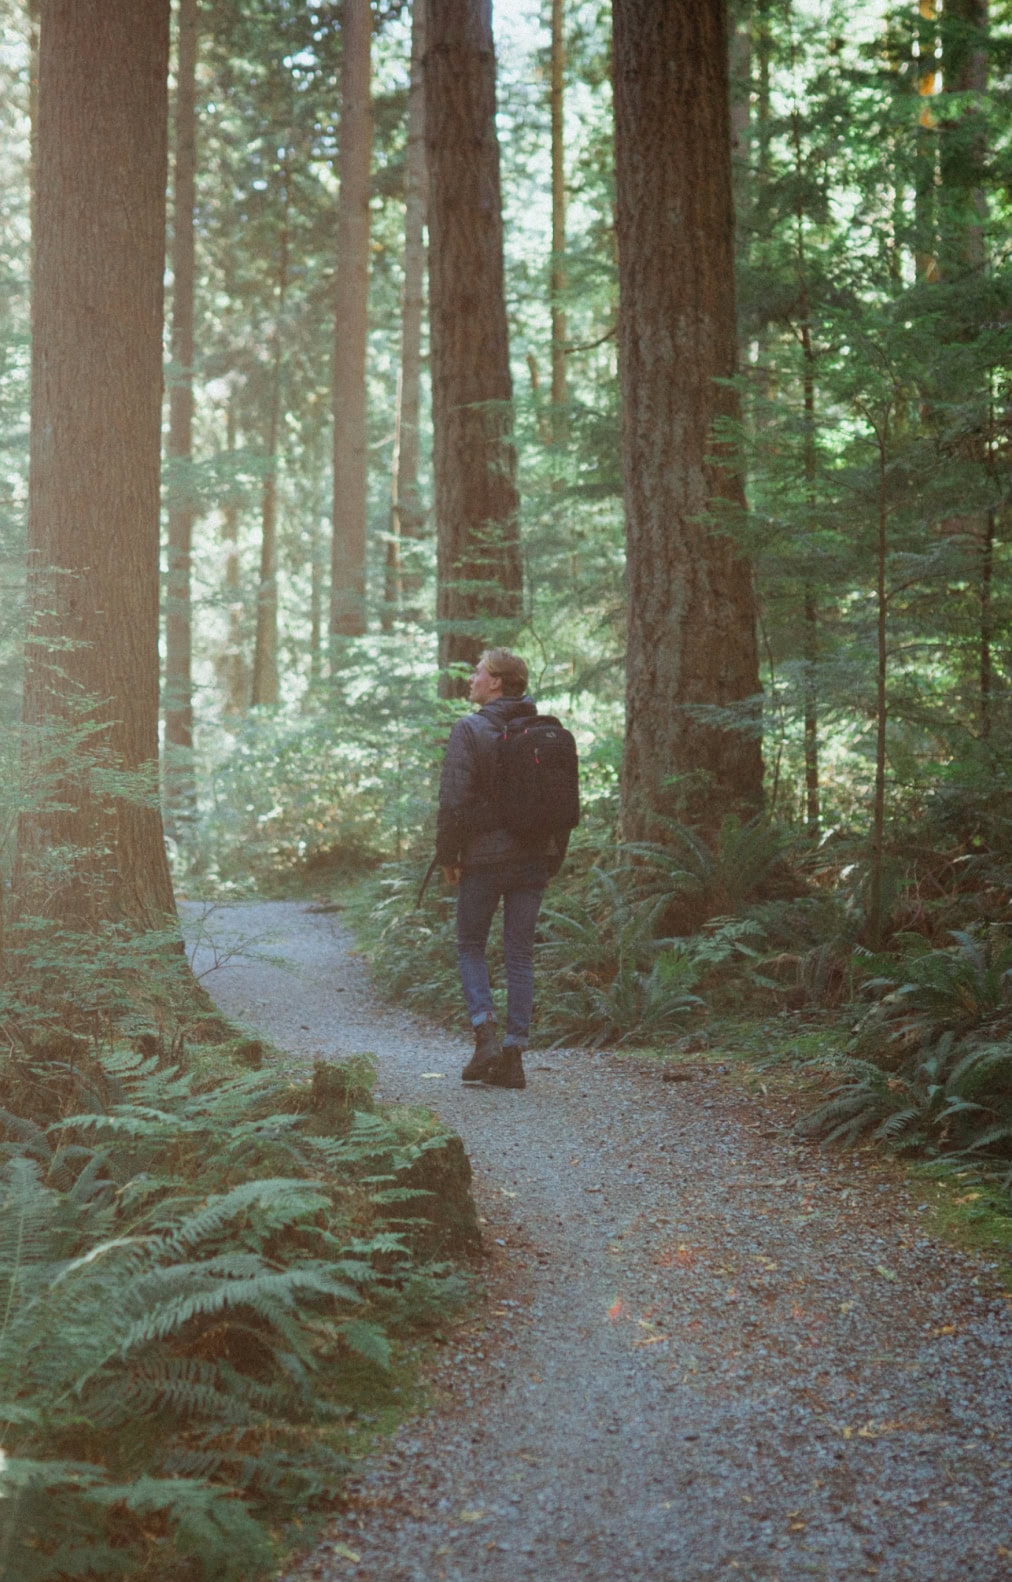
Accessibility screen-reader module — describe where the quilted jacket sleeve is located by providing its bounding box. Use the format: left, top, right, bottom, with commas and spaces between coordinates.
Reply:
435, 716, 483, 865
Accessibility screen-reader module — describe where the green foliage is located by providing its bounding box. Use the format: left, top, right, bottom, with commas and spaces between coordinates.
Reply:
534, 860, 704, 1046
354, 823, 801, 1049
0, 1048, 470, 1581
798, 928, 1012, 1184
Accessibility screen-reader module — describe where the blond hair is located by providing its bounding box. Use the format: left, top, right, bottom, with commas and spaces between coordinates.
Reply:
480, 647, 529, 698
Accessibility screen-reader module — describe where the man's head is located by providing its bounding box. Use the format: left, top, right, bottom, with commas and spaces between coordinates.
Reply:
469, 647, 529, 705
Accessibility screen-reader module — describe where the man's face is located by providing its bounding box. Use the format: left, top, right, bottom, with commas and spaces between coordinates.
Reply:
468, 661, 502, 706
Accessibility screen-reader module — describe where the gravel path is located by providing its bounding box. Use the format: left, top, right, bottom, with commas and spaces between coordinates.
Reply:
183, 899, 1012, 1582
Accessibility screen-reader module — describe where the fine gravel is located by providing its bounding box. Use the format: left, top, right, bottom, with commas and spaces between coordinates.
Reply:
182, 899, 1012, 1582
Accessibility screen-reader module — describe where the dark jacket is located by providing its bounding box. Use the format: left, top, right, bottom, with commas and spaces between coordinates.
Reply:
435, 695, 569, 873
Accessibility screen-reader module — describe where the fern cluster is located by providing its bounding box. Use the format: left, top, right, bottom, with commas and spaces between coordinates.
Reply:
358, 826, 796, 1048
0, 1048, 470, 1581
798, 928, 1012, 1182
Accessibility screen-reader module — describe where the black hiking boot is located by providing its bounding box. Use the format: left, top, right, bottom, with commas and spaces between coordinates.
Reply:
484, 1046, 526, 1090
461, 1019, 501, 1082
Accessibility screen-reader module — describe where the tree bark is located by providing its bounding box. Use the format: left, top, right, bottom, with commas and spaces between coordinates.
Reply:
164, 0, 199, 833
388, 0, 428, 626
939, 0, 991, 738
549, 0, 568, 437
915, 0, 940, 281
330, 0, 374, 642
217, 400, 248, 717
251, 150, 290, 708
426, 0, 522, 694
939, 0, 987, 274
613, 0, 762, 843
15, 0, 176, 935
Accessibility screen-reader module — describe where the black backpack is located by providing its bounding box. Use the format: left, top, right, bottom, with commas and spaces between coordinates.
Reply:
495, 713, 580, 842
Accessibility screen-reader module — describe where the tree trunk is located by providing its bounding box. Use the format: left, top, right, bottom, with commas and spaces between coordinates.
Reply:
613, 0, 762, 843
915, 0, 940, 281
792, 105, 821, 837
939, 0, 987, 274
164, 0, 199, 835
388, 0, 428, 626
549, 0, 568, 438
14, 0, 176, 936
218, 402, 248, 717
251, 152, 290, 708
426, 0, 522, 695
868, 427, 890, 949
330, 0, 374, 643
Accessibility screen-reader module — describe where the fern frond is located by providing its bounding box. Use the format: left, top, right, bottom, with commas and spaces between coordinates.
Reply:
337, 1317, 391, 1370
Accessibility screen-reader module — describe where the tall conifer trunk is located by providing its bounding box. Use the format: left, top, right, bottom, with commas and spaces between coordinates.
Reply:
915, 0, 940, 280
218, 400, 248, 717
613, 0, 762, 843
330, 0, 374, 643
940, 0, 992, 735
426, 0, 522, 694
15, 0, 176, 935
387, 0, 428, 626
164, 0, 198, 833
251, 151, 290, 707
549, 0, 568, 439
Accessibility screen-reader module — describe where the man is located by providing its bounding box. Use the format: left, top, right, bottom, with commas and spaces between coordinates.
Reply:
435, 648, 569, 1090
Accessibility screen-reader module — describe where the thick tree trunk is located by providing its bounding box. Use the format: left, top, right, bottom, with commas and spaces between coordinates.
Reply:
15, 0, 176, 934
613, 0, 762, 843
426, 0, 522, 694
388, 0, 428, 626
330, 0, 374, 643
164, 0, 198, 833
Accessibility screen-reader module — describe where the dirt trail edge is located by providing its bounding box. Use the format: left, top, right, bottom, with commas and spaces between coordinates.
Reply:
183, 900, 1012, 1582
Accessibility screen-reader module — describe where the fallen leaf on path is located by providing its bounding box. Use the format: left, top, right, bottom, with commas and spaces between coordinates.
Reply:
875, 1265, 898, 1282
608, 1298, 626, 1321
420, 1072, 445, 1080
456, 1509, 487, 1523
330, 1542, 361, 1563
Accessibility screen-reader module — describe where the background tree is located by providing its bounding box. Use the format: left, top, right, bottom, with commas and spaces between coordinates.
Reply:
386, 0, 429, 626
330, 0, 374, 643
549, 0, 569, 441
13, 0, 176, 937
613, 0, 763, 843
426, 0, 522, 693
164, 0, 199, 832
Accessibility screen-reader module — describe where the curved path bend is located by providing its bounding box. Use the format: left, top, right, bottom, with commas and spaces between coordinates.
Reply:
183, 900, 1012, 1582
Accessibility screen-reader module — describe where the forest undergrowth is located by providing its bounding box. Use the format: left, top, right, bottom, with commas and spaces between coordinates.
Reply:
338, 797, 1012, 1227
0, 987, 476, 1582
2, 775, 1010, 1581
